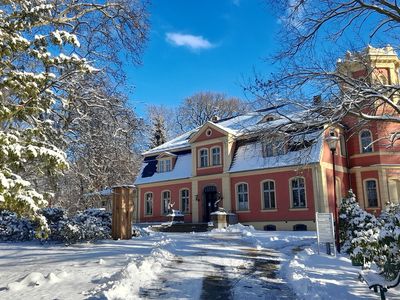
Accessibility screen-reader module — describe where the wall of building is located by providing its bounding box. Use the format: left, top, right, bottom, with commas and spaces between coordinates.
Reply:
229, 168, 316, 226
139, 181, 192, 222
195, 142, 224, 176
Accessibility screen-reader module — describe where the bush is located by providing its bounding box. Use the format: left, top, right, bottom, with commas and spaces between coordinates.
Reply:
340, 191, 400, 277
0, 210, 34, 242
339, 190, 380, 265
1, 207, 113, 244
33, 207, 111, 245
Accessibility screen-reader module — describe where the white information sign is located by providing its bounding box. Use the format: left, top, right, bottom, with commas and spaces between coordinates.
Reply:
315, 212, 336, 256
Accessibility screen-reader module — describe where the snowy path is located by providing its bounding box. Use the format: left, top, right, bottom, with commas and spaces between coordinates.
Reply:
135, 233, 295, 300
1, 229, 395, 299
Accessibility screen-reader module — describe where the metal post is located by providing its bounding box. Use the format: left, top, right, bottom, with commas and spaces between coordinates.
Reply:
331, 149, 340, 253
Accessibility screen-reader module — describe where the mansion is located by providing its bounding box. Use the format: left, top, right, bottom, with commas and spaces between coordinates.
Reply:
134, 46, 400, 231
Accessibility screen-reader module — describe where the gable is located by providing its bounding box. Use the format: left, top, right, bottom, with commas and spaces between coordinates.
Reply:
189, 122, 228, 143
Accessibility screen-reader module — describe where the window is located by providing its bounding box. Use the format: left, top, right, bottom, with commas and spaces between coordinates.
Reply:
293, 224, 307, 231
180, 189, 190, 213
291, 177, 306, 208
237, 183, 249, 211
262, 180, 276, 209
360, 130, 373, 153
365, 180, 378, 207
165, 159, 171, 172
263, 142, 274, 157
162, 191, 171, 214
340, 135, 347, 157
144, 192, 153, 215
264, 225, 276, 231
158, 159, 171, 173
262, 139, 285, 158
211, 147, 221, 166
158, 160, 165, 173
200, 149, 208, 167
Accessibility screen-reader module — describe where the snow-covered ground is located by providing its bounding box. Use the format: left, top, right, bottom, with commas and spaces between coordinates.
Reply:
0, 225, 398, 299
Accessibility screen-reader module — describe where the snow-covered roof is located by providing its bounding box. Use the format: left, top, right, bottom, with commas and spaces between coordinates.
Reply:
134, 154, 192, 185
142, 108, 289, 156
143, 129, 197, 155
229, 134, 323, 173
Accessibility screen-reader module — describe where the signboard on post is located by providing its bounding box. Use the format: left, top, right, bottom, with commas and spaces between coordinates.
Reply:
316, 212, 336, 256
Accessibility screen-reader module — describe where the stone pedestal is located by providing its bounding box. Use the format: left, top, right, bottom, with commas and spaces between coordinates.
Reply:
210, 209, 228, 229
167, 210, 184, 223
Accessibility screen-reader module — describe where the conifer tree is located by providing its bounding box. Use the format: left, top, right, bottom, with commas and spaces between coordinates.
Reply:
0, 0, 148, 235
151, 116, 167, 148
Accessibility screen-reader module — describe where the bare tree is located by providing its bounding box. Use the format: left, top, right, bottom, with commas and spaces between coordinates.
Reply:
176, 92, 248, 132
51, 76, 144, 212
0, 0, 148, 228
250, 1, 400, 144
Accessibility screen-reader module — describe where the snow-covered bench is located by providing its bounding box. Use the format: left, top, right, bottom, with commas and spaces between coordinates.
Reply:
359, 269, 400, 300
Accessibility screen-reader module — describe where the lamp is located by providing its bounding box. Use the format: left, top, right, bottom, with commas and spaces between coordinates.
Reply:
325, 129, 340, 253
195, 194, 199, 202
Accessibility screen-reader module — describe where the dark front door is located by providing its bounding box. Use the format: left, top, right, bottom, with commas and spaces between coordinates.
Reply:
203, 186, 218, 222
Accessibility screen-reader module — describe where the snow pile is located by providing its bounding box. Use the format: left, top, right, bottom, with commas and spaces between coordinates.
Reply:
211, 223, 263, 249
0, 210, 34, 241
103, 238, 175, 299
283, 246, 378, 299
7, 271, 67, 292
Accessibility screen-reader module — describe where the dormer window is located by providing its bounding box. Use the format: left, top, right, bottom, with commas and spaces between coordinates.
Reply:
262, 138, 286, 158
158, 158, 172, 173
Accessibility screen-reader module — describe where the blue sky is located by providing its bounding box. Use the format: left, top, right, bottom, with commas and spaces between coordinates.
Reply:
125, 0, 279, 115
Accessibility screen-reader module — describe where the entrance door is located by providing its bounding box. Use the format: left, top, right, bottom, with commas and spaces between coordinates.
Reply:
203, 186, 217, 222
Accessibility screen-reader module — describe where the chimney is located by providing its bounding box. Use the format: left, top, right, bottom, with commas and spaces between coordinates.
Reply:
211, 115, 220, 122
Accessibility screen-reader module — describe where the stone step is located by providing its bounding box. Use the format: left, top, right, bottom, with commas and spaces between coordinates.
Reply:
151, 223, 212, 233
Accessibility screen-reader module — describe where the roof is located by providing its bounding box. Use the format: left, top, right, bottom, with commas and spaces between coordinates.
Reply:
134, 153, 192, 185
229, 131, 323, 173
142, 108, 295, 156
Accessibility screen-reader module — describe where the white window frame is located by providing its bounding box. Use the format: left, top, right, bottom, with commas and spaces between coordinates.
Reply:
236, 182, 249, 211
290, 177, 307, 208
211, 146, 221, 166
161, 190, 171, 215
199, 148, 209, 168
261, 180, 276, 210
144, 192, 153, 216
158, 158, 172, 173
180, 189, 190, 213
364, 179, 379, 208
359, 129, 373, 153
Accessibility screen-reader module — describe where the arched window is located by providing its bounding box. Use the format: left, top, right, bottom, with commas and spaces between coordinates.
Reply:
262, 180, 276, 209
360, 130, 373, 153
199, 149, 208, 167
340, 135, 347, 157
211, 147, 221, 166
291, 177, 306, 208
144, 192, 153, 215
180, 189, 190, 213
365, 179, 379, 207
236, 183, 249, 211
161, 190, 171, 215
